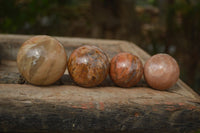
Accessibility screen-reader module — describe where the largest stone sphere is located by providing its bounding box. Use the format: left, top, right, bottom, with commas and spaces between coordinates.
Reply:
17, 35, 67, 85
68, 45, 109, 87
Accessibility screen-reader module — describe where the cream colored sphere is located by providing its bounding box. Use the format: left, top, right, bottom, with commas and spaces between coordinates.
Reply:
17, 35, 67, 85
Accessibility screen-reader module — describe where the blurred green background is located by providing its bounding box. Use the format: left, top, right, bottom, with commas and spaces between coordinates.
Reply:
0, 0, 200, 94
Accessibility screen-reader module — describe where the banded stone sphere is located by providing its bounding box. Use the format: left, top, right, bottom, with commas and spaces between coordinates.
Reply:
17, 35, 67, 85
68, 45, 109, 87
110, 53, 143, 88
144, 53, 180, 90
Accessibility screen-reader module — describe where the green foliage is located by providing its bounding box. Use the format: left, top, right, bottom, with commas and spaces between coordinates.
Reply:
0, 0, 90, 33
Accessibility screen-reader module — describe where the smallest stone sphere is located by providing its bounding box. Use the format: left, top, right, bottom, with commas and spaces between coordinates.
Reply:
144, 53, 180, 90
110, 53, 143, 88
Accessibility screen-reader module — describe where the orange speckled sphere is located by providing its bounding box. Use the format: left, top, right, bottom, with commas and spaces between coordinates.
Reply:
144, 53, 180, 90
17, 35, 67, 85
110, 53, 143, 88
68, 45, 109, 87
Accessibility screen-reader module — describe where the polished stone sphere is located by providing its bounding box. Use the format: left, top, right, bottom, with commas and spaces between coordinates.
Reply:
17, 35, 67, 85
110, 53, 143, 88
67, 45, 109, 87
144, 53, 180, 90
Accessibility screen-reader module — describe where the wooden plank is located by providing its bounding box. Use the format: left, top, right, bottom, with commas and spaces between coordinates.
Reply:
0, 84, 200, 132
0, 34, 200, 132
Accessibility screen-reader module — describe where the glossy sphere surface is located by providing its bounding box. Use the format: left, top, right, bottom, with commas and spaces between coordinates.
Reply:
144, 53, 180, 90
17, 35, 67, 85
110, 53, 143, 88
68, 45, 109, 87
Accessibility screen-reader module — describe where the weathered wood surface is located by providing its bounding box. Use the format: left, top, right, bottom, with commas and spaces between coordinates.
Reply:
0, 34, 200, 133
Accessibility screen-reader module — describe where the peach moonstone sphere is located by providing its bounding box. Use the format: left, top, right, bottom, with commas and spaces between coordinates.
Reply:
110, 53, 143, 88
17, 35, 67, 85
68, 45, 109, 87
144, 53, 180, 90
